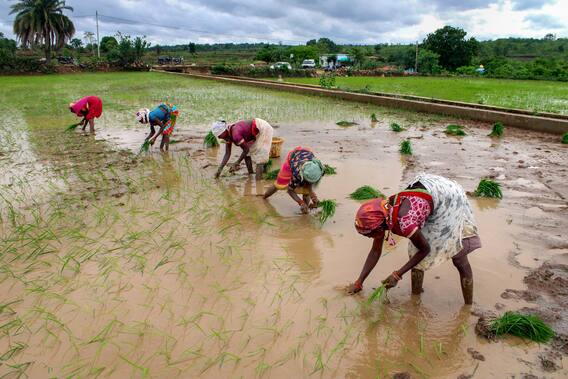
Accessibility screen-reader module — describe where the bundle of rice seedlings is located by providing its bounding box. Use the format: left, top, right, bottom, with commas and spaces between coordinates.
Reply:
317, 199, 336, 224
169, 139, 182, 144
263, 159, 273, 171
350, 185, 384, 200
323, 164, 337, 175
400, 139, 412, 155
477, 312, 555, 343
367, 284, 387, 304
445, 124, 466, 136
488, 122, 504, 137
390, 123, 404, 132
371, 113, 379, 122
65, 122, 81, 131
562, 132, 568, 144
204, 131, 220, 148
336, 120, 358, 127
474, 179, 502, 198
264, 169, 280, 180
139, 140, 151, 154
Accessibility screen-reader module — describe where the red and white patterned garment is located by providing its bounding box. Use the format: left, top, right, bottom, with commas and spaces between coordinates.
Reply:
394, 195, 432, 237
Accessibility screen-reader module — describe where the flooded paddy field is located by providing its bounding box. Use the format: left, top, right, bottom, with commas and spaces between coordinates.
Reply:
0, 72, 567, 378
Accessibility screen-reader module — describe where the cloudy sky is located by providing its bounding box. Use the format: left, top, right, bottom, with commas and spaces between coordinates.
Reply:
0, 0, 566, 45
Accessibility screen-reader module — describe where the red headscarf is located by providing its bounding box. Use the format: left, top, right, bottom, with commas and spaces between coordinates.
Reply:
354, 198, 388, 235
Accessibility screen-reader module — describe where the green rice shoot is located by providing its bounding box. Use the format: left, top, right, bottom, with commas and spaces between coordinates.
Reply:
139, 140, 151, 154
474, 179, 502, 198
490, 312, 555, 343
204, 131, 220, 148
371, 113, 379, 122
488, 122, 504, 137
562, 132, 568, 144
367, 284, 387, 305
336, 120, 358, 127
400, 139, 412, 155
390, 123, 404, 132
65, 122, 80, 131
323, 164, 337, 175
264, 169, 280, 180
317, 199, 337, 224
263, 158, 273, 171
350, 185, 384, 200
169, 139, 182, 144
445, 124, 466, 136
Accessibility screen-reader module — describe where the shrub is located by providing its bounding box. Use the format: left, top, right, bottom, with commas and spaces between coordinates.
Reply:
562, 132, 568, 144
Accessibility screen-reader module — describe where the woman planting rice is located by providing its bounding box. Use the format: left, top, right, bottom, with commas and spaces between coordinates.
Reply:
263, 146, 324, 214
136, 104, 180, 151
212, 118, 274, 180
69, 96, 103, 133
347, 173, 481, 305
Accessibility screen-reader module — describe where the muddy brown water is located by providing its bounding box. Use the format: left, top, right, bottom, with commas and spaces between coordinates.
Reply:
1, 94, 567, 378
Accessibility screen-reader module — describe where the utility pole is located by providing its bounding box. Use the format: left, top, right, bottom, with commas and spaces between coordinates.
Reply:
96, 11, 100, 58
415, 41, 418, 73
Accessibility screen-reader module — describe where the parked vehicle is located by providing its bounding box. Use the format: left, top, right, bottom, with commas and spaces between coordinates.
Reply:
57, 56, 75, 65
157, 56, 184, 65
301, 59, 316, 69
270, 62, 292, 70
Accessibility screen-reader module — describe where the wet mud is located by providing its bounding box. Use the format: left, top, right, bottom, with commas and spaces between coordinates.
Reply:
1, 74, 568, 378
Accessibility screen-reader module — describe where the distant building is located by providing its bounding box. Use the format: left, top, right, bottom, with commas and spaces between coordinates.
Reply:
319, 54, 352, 69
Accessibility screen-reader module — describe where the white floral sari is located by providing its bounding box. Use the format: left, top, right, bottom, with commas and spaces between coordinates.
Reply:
407, 174, 478, 271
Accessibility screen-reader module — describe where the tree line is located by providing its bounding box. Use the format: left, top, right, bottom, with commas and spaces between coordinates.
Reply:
1, 0, 567, 81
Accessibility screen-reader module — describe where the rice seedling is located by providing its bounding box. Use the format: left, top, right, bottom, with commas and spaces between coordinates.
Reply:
264, 169, 280, 180
139, 140, 151, 154
371, 113, 379, 122
474, 179, 502, 198
317, 199, 336, 224
336, 120, 358, 127
65, 122, 81, 131
490, 312, 554, 343
367, 284, 387, 304
444, 124, 466, 136
400, 139, 412, 155
263, 159, 273, 171
562, 132, 568, 144
350, 185, 384, 200
390, 122, 404, 132
323, 164, 336, 175
488, 122, 504, 137
204, 131, 220, 148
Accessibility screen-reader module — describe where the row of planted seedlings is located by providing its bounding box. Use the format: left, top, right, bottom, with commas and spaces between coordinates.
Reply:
0, 144, 367, 378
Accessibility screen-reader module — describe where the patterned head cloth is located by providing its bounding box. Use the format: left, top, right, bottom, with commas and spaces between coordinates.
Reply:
136, 108, 150, 124
301, 159, 324, 183
354, 198, 389, 235
211, 120, 228, 137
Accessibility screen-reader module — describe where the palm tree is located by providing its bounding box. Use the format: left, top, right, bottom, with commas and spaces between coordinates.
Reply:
10, 0, 75, 63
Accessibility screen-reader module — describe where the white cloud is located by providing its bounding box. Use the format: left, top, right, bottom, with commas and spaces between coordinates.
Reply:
0, 0, 566, 45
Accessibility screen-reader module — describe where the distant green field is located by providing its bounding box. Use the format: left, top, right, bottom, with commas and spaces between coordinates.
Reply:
285, 76, 568, 115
